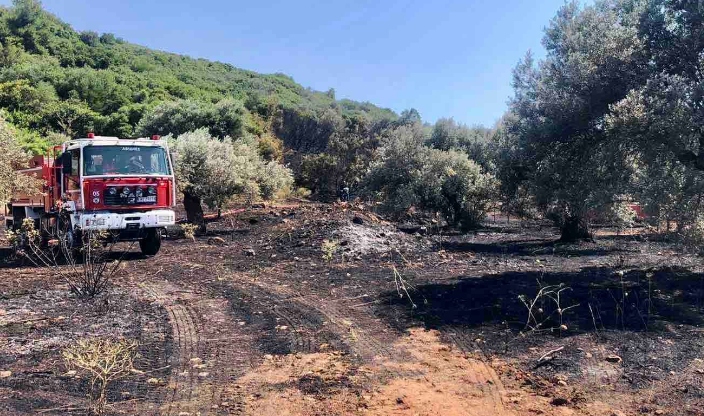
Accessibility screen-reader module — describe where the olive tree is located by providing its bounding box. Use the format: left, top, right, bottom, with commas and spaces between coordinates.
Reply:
363, 124, 496, 231
229, 135, 293, 201
508, 0, 704, 242
423, 149, 496, 231
426, 118, 495, 173
493, 114, 535, 220
0, 117, 42, 205
171, 129, 292, 232
299, 115, 381, 199
508, 1, 645, 241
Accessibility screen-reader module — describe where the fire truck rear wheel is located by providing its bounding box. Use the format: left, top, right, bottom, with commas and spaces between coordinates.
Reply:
140, 229, 161, 256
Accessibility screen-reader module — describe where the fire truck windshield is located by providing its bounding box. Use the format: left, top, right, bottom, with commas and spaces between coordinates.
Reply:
83, 145, 171, 176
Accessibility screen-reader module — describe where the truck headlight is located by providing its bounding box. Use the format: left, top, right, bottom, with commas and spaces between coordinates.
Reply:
148, 186, 156, 195
108, 187, 117, 196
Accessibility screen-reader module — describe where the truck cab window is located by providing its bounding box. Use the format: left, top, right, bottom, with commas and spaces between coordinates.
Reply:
83, 146, 171, 176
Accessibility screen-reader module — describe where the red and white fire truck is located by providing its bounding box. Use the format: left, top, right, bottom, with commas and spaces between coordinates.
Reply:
6, 134, 177, 255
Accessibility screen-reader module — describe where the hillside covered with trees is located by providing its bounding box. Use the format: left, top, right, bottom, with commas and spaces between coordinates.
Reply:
0, 0, 396, 147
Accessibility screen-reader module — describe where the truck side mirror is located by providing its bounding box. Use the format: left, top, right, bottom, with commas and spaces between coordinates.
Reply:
61, 152, 72, 175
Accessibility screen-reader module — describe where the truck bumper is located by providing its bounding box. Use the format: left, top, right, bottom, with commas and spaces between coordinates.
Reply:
78, 210, 176, 231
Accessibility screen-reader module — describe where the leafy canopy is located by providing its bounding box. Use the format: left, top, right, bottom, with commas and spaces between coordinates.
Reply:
364, 124, 496, 231
170, 129, 292, 210
0, 115, 42, 204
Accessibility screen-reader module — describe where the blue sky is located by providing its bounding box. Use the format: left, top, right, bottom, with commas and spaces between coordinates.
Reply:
4, 0, 574, 126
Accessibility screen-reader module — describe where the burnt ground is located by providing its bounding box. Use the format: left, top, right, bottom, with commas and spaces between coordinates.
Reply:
1, 202, 703, 415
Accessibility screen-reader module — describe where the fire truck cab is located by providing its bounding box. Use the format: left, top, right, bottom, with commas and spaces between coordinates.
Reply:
6, 134, 177, 256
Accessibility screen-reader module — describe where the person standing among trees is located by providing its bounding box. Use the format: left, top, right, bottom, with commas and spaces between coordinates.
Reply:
340, 183, 350, 202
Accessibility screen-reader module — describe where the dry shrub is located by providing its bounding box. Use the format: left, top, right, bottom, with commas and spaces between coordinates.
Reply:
180, 223, 198, 241
8, 217, 129, 298
63, 338, 137, 415
518, 280, 578, 335
292, 187, 312, 199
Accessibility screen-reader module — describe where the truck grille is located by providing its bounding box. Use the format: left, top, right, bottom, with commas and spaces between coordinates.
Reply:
103, 186, 157, 206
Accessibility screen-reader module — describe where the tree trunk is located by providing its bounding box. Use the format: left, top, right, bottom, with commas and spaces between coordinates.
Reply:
183, 191, 206, 234
560, 215, 592, 242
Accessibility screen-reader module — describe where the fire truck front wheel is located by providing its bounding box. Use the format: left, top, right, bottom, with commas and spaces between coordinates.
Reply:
139, 229, 162, 256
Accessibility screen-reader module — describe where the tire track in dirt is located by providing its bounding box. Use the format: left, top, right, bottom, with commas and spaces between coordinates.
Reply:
141, 284, 199, 414
222, 283, 324, 356
295, 293, 416, 368
234, 276, 511, 413
139, 281, 249, 416
269, 302, 308, 353
224, 275, 515, 416
134, 254, 508, 415
228, 276, 423, 377
442, 328, 509, 411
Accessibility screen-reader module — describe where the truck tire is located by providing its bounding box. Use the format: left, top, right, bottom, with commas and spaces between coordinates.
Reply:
140, 229, 161, 256
57, 217, 81, 249
53, 214, 83, 259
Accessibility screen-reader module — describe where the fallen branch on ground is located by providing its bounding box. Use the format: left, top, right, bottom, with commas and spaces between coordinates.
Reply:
536, 346, 565, 366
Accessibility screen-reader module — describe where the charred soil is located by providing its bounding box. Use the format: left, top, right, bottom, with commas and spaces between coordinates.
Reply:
1, 203, 703, 415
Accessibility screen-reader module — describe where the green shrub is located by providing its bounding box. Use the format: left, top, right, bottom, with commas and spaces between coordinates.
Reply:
364, 125, 496, 231
429, 150, 496, 231
292, 187, 312, 199
608, 201, 637, 229
137, 99, 249, 139
257, 160, 294, 200
299, 153, 338, 197
680, 216, 704, 252
171, 129, 293, 229
257, 134, 284, 162
321, 240, 338, 262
